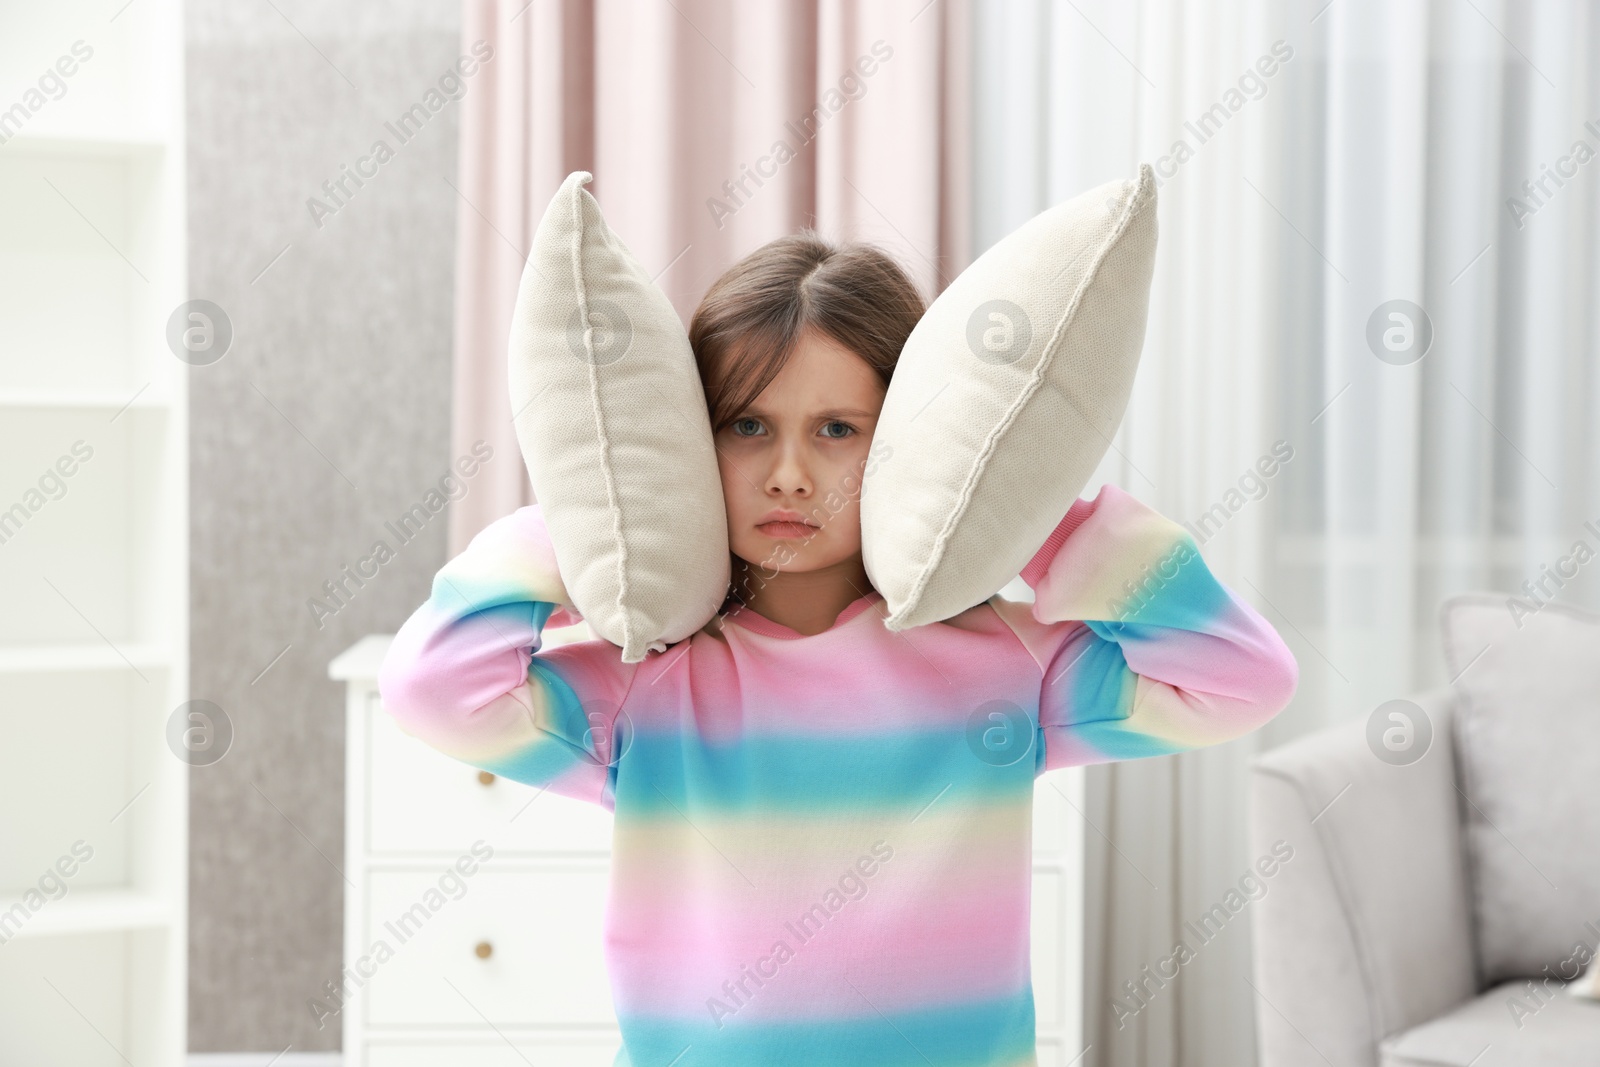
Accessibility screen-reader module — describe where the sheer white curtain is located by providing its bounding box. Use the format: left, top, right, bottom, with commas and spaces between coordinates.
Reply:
975, 1, 1600, 1064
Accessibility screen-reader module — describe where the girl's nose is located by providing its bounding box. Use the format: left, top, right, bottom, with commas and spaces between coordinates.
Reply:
766, 438, 812, 496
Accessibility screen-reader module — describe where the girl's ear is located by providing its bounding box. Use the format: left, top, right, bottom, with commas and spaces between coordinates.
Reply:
861, 164, 1158, 631
508, 170, 729, 662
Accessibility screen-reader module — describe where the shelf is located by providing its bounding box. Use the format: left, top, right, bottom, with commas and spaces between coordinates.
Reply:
0, 387, 170, 411
1, 887, 174, 940
0, 148, 160, 391
0, 132, 170, 157
0, 643, 169, 673
0, 404, 179, 646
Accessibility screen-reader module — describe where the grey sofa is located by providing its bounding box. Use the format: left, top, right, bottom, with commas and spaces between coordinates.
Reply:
1248, 594, 1600, 1067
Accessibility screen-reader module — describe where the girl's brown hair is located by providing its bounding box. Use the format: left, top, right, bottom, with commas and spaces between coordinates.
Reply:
688, 230, 926, 433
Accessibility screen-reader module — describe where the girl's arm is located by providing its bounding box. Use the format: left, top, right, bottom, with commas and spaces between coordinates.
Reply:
377, 504, 641, 809
1015, 483, 1298, 774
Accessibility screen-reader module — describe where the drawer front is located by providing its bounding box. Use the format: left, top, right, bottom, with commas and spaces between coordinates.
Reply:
367, 694, 613, 855
1032, 776, 1068, 854
1030, 867, 1065, 1029
364, 1037, 620, 1067
363, 867, 614, 1028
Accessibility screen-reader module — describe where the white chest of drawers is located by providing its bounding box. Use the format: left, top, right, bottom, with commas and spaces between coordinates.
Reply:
330, 626, 1084, 1066
331, 630, 621, 1066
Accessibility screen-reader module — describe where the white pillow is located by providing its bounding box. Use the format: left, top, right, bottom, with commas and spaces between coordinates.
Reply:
507, 171, 729, 662
861, 164, 1159, 630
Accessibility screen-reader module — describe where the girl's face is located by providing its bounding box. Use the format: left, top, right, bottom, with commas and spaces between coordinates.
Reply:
714, 329, 886, 579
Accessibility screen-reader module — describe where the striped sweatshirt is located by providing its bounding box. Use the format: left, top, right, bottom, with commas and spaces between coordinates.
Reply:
377, 482, 1298, 1066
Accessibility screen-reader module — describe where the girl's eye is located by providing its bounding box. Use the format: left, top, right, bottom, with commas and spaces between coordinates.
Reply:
732, 417, 764, 437
821, 421, 854, 439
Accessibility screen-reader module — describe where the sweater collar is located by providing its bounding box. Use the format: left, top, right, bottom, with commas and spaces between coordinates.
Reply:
724, 590, 884, 639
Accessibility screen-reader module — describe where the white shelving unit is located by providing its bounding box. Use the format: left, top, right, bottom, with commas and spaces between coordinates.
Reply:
0, 2, 187, 1064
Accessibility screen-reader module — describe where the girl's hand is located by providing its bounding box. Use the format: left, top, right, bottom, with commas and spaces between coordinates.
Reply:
1006, 483, 1298, 773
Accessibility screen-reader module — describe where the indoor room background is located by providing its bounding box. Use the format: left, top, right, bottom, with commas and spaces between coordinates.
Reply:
1, 1, 1597, 1066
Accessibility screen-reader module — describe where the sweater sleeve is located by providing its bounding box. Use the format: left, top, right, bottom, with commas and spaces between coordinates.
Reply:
1016, 483, 1298, 775
376, 503, 642, 810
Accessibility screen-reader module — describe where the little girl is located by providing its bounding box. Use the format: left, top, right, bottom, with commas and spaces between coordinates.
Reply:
379, 232, 1298, 1066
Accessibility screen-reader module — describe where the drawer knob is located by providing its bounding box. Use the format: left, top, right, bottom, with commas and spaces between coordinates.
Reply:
474, 940, 493, 960
477, 771, 496, 786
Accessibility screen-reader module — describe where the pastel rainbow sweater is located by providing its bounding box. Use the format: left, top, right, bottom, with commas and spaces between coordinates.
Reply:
378, 483, 1298, 1066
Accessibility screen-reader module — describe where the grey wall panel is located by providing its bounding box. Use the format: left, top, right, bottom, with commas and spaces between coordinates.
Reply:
186, 1, 475, 1051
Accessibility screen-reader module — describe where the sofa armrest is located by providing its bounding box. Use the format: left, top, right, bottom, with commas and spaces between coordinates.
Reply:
1248, 686, 1476, 1067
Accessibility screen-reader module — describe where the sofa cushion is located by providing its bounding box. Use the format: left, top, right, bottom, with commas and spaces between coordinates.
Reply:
1379, 980, 1600, 1066
1578, 956, 1600, 1000
1440, 593, 1600, 985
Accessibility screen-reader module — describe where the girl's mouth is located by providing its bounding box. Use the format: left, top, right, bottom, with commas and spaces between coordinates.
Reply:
756, 521, 816, 539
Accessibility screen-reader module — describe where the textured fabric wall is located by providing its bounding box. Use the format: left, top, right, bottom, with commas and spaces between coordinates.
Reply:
187, 1, 464, 1051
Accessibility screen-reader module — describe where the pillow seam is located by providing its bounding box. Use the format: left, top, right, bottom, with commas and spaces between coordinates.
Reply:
568, 179, 636, 658
902, 169, 1154, 620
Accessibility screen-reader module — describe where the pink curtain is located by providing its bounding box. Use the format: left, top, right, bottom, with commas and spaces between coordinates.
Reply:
448, 0, 972, 552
